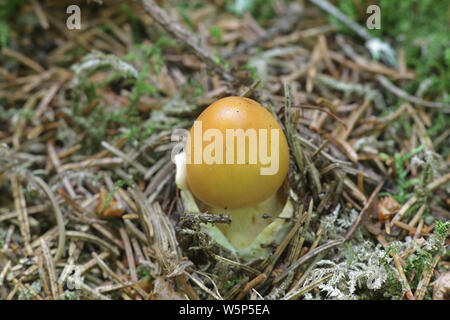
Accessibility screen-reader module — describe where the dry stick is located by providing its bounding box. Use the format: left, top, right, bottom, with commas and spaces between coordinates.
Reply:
213, 255, 260, 275
274, 238, 345, 284
91, 252, 146, 298
6, 280, 21, 300
22, 264, 40, 279
311, 140, 329, 159
10, 173, 32, 256
328, 51, 406, 79
57, 144, 81, 159
30, 0, 49, 29
316, 180, 337, 215
23, 283, 44, 300
408, 204, 427, 228
91, 137, 127, 160
293, 105, 348, 130
296, 134, 352, 167
1, 48, 45, 73
96, 282, 136, 294
32, 82, 61, 124
57, 189, 90, 218
91, 223, 124, 249
413, 219, 424, 241
236, 274, 267, 300
101, 141, 147, 175
47, 142, 76, 198
176, 275, 201, 300
308, 226, 323, 253
309, 0, 371, 41
31, 226, 58, 249
32, 176, 66, 261
240, 80, 261, 98
391, 173, 450, 227
40, 239, 61, 299
224, 4, 303, 59
66, 231, 120, 257
288, 203, 312, 262
287, 251, 327, 295
58, 241, 79, 288
345, 177, 385, 240
337, 99, 371, 140
141, 0, 235, 83
66, 276, 110, 300
196, 270, 223, 301
276, 178, 385, 284
335, 34, 448, 110
376, 75, 450, 110
283, 273, 332, 300
38, 252, 51, 298
61, 157, 123, 171
343, 176, 367, 204
131, 189, 155, 243
393, 220, 421, 235
263, 204, 306, 276
10, 278, 43, 300
119, 228, 138, 285
124, 219, 147, 243
265, 271, 295, 300
183, 271, 222, 300
118, 188, 137, 213
78, 252, 110, 274
130, 236, 144, 264
0, 260, 11, 286
3, 225, 14, 250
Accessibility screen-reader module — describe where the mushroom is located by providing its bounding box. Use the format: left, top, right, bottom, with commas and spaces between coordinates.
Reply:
175, 96, 293, 260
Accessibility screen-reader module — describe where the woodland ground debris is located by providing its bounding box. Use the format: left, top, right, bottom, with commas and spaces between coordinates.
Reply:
0, 0, 448, 300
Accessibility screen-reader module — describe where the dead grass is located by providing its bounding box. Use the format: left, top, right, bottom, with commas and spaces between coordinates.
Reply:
0, 0, 448, 300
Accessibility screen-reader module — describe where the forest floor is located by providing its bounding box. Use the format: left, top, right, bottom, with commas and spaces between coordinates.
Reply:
0, 0, 449, 300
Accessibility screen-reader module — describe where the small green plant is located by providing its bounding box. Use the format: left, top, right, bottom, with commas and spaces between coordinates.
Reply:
225, 278, 242, 289
379, 144, 425, 204
405, 250, 432, 291
209, 26, 223, 45
382, 265, 404, 299
0, 107, 34, 122
122, 39, 174, 111
60, 291, 79, 300
99, 180, 126, 215
176, 2, 205, 29
68, 38, 175, 153
402, 220, 449, 295
212, 50, 230, 69
119, 3, 145, 43
136, 265, 152, 281
434, 221, 450, 254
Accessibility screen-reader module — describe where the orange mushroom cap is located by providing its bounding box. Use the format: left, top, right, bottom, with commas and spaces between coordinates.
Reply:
185, 96, 289, 209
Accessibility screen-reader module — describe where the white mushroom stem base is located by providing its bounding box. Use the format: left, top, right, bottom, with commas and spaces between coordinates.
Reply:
175, 152, 294, 260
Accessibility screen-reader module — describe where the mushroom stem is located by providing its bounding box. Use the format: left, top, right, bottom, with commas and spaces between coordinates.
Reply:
209, 189, 286, 250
